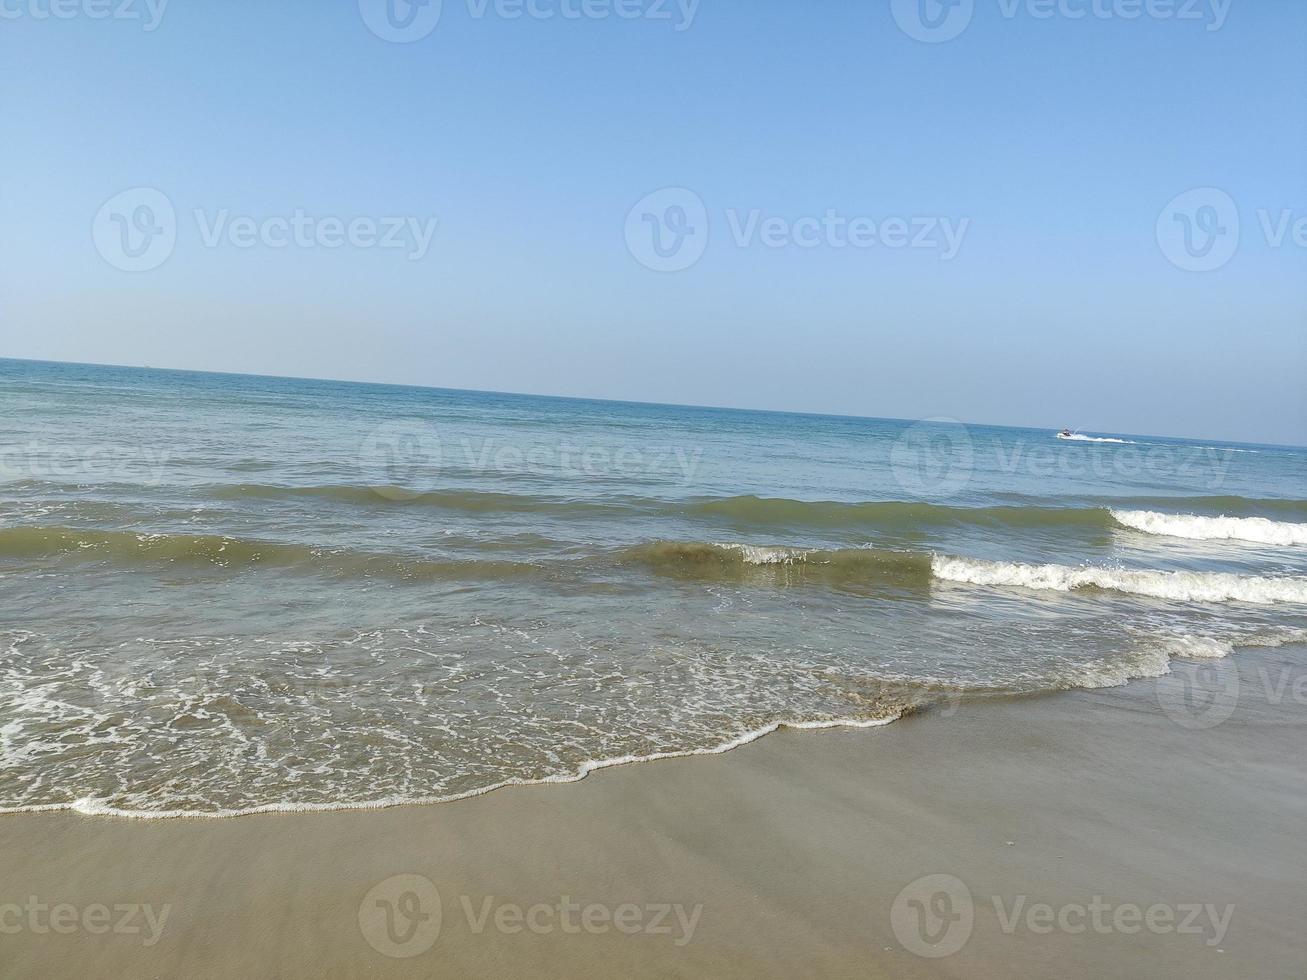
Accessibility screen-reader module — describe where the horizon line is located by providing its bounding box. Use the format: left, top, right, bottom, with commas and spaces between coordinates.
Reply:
2, 355, 1300, 451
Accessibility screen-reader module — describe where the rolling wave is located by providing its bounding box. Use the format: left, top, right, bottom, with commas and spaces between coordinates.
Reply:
624, 541, 1307, 604
211, 484, 1112, 531
1110, 509, 1307, 546
687, 496, 1107, 531
0, 526, 551, 582
6, 523, 1306, 604
931, 555, 1307, 605
210, 483, 626, 515
20, 480, 1306, 536
202, 486, 1307, 536
619, 540, 934, 587
1092, 495, 1307, 519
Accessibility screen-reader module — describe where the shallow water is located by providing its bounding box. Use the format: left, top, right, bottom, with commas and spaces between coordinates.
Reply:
1, 358, 1305, 816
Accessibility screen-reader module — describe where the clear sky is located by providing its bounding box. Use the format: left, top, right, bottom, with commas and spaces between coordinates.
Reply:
2, 0, 1303, 444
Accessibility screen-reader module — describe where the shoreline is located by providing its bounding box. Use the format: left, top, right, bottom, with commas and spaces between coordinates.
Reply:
0, 713, 905, 821
4, 628, 1303, 821
1, 644, 1303, 978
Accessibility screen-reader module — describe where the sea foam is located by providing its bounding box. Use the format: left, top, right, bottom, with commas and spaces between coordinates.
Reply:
931, 555, 1307, 604
1111, 509, 1307, 547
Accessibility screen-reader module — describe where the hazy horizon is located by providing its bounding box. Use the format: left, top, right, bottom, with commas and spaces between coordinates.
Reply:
5, 354, 1300, 449
2, 2, 1303, 445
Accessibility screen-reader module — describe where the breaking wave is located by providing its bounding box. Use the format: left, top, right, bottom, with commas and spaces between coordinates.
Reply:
931, 555, 1307, 605
1111, 509, 1307, 547
625, 542, 1307, 605
1089, 496, 1307, 519
7, 524, 1306, 604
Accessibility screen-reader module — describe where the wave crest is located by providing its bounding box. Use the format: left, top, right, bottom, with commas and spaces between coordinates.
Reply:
1111, 509, 1307, 547
620, 541, 934, 587
0, 526, 547, 582
690, 496, 1108, 531
932, 555, 1307, 605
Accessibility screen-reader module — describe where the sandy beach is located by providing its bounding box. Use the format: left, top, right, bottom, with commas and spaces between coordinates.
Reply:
1, 642, 1302, 979
7, 1, 1304, 976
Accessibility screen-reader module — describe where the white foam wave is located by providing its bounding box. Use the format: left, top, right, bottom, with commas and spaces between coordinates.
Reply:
4, 620, 1305, 820
1060, 635, 1231, 689
931, 555, 1307, 605
1234, 627, 1307, 648
1111, 509, 1307, 547
1064, 647, 1174, 689
0, 713, 901, 820
1148, 635, 1235, 659
1049, 628, 1307, 690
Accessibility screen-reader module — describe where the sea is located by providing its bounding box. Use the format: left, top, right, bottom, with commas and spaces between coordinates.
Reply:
1, 358, 1304, 817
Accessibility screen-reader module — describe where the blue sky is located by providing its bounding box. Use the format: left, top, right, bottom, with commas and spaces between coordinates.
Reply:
1, 0, 1303, 444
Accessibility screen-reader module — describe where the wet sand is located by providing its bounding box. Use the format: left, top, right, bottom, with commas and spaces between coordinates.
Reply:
1, 644, 1303, 979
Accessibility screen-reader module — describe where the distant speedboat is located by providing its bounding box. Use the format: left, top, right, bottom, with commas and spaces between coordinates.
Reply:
1056, 429, 1132, 444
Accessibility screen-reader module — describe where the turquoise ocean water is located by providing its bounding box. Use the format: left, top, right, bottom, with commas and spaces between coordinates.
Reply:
1, 358, 1305, 816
